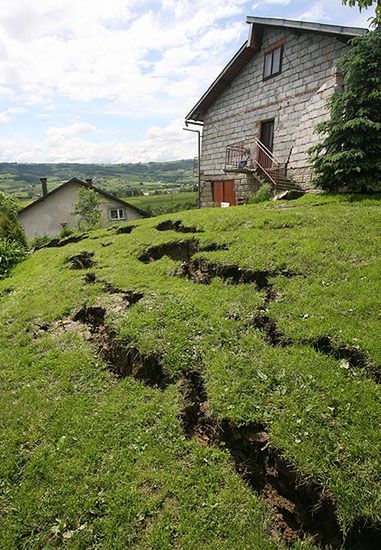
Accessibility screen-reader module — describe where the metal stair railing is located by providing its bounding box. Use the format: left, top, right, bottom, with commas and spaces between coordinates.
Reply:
225, 137, 281, 187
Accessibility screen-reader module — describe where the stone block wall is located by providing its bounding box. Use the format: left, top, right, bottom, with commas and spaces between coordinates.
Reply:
199, 27, 348, 203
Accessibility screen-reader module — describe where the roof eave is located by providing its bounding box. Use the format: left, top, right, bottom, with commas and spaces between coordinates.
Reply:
246, 16, 368, 38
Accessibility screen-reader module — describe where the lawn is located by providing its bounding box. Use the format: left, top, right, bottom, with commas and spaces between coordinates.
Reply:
0, 193, 380, 548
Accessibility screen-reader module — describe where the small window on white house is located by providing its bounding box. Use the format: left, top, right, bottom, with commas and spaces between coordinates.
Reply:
110, 208, 125, 220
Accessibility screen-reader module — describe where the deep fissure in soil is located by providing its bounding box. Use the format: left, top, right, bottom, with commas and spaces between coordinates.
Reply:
156, 220, 203, 234
67, 251, 95, 270
178, 369, 381, 548
73, 305, 170, 389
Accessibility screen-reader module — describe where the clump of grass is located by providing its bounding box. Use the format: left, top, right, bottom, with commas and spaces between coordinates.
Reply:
248, 183, 273, 203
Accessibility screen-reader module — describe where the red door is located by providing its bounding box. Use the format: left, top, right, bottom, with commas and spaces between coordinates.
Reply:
213, 180, 236, 206
258, 120, 274, 170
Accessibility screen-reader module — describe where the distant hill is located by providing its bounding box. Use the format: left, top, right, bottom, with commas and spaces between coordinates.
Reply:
0, 160, 196, 200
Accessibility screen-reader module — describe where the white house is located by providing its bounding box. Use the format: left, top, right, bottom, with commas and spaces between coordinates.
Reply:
19, 177, 147, 238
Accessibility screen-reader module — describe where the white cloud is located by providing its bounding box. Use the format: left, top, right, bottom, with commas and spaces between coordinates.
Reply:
0, 106, 26, 123
46, 123, 98, 139
0, 118, 196, 163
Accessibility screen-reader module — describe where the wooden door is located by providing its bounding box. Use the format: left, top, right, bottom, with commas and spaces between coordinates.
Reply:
213, 180, 236, 206
258, 120, 274, 169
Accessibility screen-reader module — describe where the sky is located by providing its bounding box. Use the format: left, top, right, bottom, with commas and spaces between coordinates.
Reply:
0, 0, 376, 164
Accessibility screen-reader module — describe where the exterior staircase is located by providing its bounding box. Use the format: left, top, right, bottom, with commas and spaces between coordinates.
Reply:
224, 137, 305, 196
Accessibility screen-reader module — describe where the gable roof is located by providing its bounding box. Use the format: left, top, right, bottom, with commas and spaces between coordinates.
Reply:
19, 177, 149, 217
185, 16, 368, 123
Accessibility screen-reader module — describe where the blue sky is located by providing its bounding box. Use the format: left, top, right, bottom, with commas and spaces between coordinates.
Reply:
0, 0, 375, 163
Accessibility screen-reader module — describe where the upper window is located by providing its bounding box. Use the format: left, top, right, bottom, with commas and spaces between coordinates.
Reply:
110, 208, 125, 221
263, 46, 283, 80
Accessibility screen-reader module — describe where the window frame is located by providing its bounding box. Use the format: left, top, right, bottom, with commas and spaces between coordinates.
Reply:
109, 208, 125, 221
263, 45, 284, 81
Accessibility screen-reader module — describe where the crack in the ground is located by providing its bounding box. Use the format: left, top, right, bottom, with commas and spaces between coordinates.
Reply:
116, 224, 136, 234
177, 258, 296, 289
67, 251, 96, 270
156, 220, 204, 234
35, 233, 89, 250
178, 369, 381, 549
138, 239, 199, 263
73, 305, 170, 389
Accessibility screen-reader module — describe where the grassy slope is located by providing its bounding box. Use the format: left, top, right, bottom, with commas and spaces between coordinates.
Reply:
0, 194, 380, 548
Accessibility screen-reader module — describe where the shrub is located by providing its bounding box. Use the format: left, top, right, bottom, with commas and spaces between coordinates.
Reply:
0, 238, 26, 279
60, 225, 74, 239
0, 193, 27, 247
248, 183, 273, 204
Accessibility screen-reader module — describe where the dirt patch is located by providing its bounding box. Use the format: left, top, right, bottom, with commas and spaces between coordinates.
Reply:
138, 240, 199, 264
178, 369, 346, 547
116, 225, 136, 234
67, 251, 95, 270
156, 220, 203, 234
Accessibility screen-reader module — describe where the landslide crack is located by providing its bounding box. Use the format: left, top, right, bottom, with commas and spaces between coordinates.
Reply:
67, 251, 95, 270
138, 239, 199, 263
116, 225, 136, 234
73, 305, 170, 389
178, 369, 345, 547
156, 220, 203, 233
177, 258, 296, 289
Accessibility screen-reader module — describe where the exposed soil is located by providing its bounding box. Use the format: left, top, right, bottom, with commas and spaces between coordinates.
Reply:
309, 336, 381, 384
116, 225, 136, 234
177, 258, 295, 289
178, 369, 345, 547
250, 313, 292, 347
138, 239, 199, 263
156, 220, 203, 234
35, 234, 89, 250
84, 272, 97, 284
73, 305, 170, 389
67, 251, 96, 270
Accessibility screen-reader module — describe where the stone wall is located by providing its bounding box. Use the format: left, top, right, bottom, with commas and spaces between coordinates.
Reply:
199, 27, 348, 204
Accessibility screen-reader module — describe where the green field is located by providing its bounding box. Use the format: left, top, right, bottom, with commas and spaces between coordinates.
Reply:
127, 192, 198, 215
0, 194, 380, 548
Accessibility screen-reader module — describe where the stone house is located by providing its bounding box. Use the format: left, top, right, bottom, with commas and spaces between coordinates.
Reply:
185, 16, 367, 207
19, 177, 147, 239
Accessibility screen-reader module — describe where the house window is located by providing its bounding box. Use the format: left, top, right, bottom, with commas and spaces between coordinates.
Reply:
109, 208, 125, 220
263, 45, 283, 80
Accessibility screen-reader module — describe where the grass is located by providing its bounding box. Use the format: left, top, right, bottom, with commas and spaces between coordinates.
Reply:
126, 192, 197, 215
0, 193, 380, 548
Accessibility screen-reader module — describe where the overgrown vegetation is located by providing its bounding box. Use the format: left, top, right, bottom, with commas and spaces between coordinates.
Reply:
310, 28, 381, 192
0, 192, 27, 277
248, 183, 273, 204
0, 194, 380, 547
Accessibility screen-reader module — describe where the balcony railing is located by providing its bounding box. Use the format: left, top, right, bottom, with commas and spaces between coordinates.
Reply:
225, 137, 281, 187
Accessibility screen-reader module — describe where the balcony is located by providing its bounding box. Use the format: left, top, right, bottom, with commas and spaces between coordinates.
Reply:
225, 137, 281, 187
